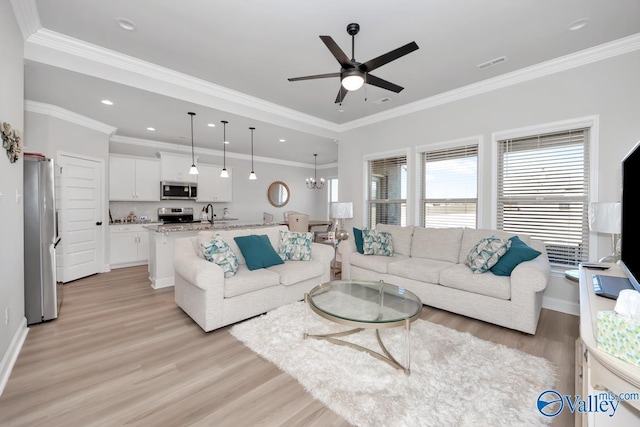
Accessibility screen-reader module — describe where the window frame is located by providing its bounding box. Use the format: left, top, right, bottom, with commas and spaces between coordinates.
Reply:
491, 115, 600, 267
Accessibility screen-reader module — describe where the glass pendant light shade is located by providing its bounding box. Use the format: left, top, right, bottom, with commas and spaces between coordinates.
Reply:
341, 69, 365, 91
249, 127, 257, 180
220, 120, 229, 178
188, 112, 199, 175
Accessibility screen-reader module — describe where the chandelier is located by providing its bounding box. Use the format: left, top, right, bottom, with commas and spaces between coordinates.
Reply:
306, 154, 325, 189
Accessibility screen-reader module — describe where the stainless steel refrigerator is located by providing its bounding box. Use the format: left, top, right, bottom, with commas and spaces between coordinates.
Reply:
24, 155, 58, 325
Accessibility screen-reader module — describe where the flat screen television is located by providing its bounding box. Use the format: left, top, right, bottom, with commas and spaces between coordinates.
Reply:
619, 140, 640, 292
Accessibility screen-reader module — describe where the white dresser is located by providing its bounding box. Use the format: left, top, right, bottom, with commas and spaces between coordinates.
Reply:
576, 264, 640, 426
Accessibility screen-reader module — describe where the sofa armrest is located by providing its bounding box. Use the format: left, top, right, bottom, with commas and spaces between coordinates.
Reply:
510, 252, 550, 294
311, 242, 336, 268
337, 239, 357, 279
174, 237, 225, 290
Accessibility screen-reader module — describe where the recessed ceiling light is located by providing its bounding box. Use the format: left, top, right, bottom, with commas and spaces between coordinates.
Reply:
116, 17, 137, 31
207, 123, 216, 127
568, 18, 589, 31
224, 140, 230, 145
147, 127, 155, 131
338, 108, 345, 113
279, 139, 286, 142
101, 99, 113, 105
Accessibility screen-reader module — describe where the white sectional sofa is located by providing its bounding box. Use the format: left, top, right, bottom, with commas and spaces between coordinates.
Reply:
339, 224, 551, 334
174, 225, 334, 332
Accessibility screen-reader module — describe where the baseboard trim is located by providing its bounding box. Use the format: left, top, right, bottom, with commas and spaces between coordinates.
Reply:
543, 296, 580, 316
150, 276, 174, 289
0, 318, 29, 396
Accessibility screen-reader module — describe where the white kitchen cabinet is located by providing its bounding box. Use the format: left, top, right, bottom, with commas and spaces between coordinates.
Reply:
196, 164, 233, 202
109, 155, 160, 201
109, 224, 158, 268
160, 153, 197, 183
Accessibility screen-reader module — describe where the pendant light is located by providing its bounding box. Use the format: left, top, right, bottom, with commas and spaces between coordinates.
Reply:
188, 112, 198, 175
220, 120, 229, 178
249, 127, 257, 180
306, 154, 325, 189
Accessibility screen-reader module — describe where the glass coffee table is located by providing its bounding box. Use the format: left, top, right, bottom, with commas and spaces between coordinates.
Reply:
304, 280, 422, 374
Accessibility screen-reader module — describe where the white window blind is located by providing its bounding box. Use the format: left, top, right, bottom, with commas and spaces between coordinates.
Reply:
497, 128, 590, 266
420, 144, 478, 228
366, 155, 407, 227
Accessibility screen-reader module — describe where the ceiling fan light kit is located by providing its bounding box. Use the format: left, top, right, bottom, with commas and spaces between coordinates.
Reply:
288, 22, 419, 103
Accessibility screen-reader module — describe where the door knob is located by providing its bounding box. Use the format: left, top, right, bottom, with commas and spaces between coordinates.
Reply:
96, 221, 103, 226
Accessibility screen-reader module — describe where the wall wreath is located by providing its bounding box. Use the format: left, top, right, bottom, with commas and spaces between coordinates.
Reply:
1, 122, 22, 163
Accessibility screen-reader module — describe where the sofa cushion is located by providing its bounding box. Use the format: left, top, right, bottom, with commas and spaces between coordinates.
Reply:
267, 260, 324, 286
234, 235, 284, 270
439, 264, 511, 300
278, 230, 313, 261
458, 228, 529, 264
411, 227, 464, 263
353, 227, 365, 254
376, 224, 414, 256
223, 265, 281, 298
200, 235, 239, 278
490, 236, 541, 276
465, 237, 511, 273
362, 229, 394, 256
387, 257, 454, 283
350, 253, 409, 274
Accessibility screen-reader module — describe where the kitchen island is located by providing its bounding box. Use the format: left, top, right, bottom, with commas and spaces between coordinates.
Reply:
145, 222, 280, 289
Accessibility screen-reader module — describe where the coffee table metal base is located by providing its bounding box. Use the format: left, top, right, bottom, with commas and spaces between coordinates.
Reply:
303, 321, 412, 374
304, 292, 413, 374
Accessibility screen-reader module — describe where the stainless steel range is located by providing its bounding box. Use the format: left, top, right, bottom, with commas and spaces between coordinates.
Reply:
158, 207, 194, 223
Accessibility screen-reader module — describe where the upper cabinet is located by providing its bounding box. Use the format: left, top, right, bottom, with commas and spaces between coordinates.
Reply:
160, 153, 197, 184
109, 155, 160, 201
196, 164, 233, 202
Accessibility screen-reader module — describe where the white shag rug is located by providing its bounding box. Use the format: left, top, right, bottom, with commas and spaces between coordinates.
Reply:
230, 301, 556, 427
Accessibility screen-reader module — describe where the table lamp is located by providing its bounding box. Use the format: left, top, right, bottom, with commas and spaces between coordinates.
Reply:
331, 202, 353, 241
588, 202, 621, 262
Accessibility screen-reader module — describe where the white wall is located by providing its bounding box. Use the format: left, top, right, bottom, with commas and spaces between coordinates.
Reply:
337, 50, 640, 314
0, 0, 26, 394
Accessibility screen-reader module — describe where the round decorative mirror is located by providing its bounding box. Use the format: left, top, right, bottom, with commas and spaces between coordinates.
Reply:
267, 181, 290, 207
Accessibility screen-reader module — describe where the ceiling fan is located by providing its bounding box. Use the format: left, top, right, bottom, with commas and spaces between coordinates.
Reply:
288, 23, 419, 103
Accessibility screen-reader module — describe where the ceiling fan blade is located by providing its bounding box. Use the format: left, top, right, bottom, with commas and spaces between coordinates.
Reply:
288, 72, 340, 82
320, 35, 352, 67
362, 41, 419, 72
335, 85, 349, 103
366, 74, 404, 93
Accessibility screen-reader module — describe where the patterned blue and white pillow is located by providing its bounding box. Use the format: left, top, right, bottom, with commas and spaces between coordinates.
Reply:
362, 229, 394, 256
466, 236, 511, 274
200, 235, 239, 278
278, 230, 313, 261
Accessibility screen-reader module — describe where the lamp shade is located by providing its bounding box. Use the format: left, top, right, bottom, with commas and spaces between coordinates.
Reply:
331, 202, 353, 219
588, 202, 621, 234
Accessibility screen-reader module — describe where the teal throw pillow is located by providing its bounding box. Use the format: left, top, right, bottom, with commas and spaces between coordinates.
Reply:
362, 229, 394, 256
200, 235, 239, 278
490, 236, 541, 276
353, 227, 364, 254
234, 235, 284, 271
466, 236, 511, 274
278, 230, 313, 261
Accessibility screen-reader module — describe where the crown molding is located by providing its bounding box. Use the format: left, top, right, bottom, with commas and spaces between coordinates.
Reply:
24, 100, 118, 135
25, 29, 341, 136
9, 0, 40, 40
109, 134, 337, 169
338, 32, 640, 132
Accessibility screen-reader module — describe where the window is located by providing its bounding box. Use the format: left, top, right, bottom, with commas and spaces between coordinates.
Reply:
420, 144, 478, 228
366, 155, 407, 226
496, 128, 590, 266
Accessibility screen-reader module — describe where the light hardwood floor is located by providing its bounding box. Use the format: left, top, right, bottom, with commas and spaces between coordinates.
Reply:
0, 266, 578, 426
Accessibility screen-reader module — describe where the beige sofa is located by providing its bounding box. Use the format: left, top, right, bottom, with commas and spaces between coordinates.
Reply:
339, 224, 550, 334
174, 225, 334, 332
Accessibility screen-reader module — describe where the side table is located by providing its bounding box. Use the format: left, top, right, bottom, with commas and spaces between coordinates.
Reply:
565, 269, 580, 283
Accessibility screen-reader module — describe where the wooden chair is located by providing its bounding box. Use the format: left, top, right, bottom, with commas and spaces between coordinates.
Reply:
314, 221, 335, 242
288, 213, 309, 233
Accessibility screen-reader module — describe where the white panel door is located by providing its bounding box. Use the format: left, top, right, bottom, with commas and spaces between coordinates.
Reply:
58, 154, 104, 283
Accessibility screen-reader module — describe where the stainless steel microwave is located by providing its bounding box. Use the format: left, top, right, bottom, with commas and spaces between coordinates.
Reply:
160, 181, 197, 200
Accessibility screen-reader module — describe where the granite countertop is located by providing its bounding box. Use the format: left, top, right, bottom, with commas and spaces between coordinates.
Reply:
110, 221, 162, 226
144, 222, 281, 233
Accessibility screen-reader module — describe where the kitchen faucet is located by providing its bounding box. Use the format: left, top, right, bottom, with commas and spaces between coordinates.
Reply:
205, 204, 215, 225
